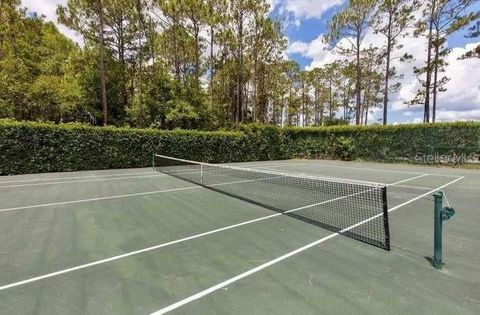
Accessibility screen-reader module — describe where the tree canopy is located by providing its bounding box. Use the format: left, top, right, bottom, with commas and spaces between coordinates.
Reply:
0, 0, 478, 128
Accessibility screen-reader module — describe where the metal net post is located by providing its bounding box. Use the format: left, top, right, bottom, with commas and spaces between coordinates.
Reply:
433, 191, 443, 269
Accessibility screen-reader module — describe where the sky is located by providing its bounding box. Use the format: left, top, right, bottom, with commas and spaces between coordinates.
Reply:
22, 0, 480, 124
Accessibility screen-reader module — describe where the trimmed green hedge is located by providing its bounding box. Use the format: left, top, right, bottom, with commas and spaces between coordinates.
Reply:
282, 122, 480, 162
0, 120, 288, 175
1, 120, 478, 175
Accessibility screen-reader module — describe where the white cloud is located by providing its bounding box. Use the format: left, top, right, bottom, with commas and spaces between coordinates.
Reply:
287, 21, 480, 123
22, 0, 83, 44
281, 0, 345, 20
22, 0, 62, 19
271, 0, 345, 28
287, 36, 349, 68
286, 41, 310, 54
266, 0, 282, 13
436, 110, 480, 121
392, 41, 480, 119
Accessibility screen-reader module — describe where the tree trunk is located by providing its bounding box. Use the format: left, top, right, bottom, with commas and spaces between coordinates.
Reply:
355, 32, 361, 125
116, 18, 129, 113
98, 0, 108, 125
236, 10, 244, 123
383, 13, 393, 125
432, 29, 440, 123
173, 22, 180, 81
209, 26, 214, 108
302, 80, 305, 127
364, 102, 369, 125
193, 18, 200, 89
288, 88, 292, 125
136, 0, 144, 127
148, 17, 156, 72
271, 99, 276, 124
360, 104, 364, 126
424, 1, 435, 123
329, 80, 333, 120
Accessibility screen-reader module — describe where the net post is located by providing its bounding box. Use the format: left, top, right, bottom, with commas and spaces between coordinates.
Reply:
382, 186, 390, 251
152, 153, 155, 170
433, 191, 443, 269
200, 164, 203, 185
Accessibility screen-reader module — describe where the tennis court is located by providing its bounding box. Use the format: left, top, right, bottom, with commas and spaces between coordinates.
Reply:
0, 159, 478, 314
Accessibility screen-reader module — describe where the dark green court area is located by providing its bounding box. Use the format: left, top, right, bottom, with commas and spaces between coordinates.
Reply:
0, 160, 478, 314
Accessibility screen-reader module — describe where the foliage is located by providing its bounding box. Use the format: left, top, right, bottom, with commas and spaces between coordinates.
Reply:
0, 0, 478, 129
329, 136, 356, 161
460, 19, 480, 59
164, 99, 200, 129
325, 0, 377, 125
1, 120, 478, 175
284, 121, 480, 163
372, 0, 418, 125
0, 5, 81, 122
0, 119, 288, 175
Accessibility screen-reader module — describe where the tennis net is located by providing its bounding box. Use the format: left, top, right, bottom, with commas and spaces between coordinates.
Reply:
154, 154, 390, 250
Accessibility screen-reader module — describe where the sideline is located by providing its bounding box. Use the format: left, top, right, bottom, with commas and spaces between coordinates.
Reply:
151, 176, 464, 314
0, 173, 166, 188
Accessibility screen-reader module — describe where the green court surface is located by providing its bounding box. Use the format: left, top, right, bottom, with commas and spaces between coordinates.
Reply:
0, 160, 478, 314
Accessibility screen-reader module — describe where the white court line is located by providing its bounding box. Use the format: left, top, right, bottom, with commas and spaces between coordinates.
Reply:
0, 174, 426, 291
0, 163, 297, 185
392, 184, 434, 191
0, 163, 300, 188
0, 174, 287, 213
273, 160, 463, 178
0, 173, 167, 189
256, 167, 391, 185
151, 175, 464, 315
0, 171, 157, 184
233, 162, 309, 168
0, 186, 198, 213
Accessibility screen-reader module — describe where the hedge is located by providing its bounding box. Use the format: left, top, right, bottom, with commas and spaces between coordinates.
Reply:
282, 121, 480, 162
0, 120, 288, 175
1, 120, 478, 175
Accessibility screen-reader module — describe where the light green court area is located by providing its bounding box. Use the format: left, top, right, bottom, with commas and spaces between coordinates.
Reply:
0, 160, 478, 314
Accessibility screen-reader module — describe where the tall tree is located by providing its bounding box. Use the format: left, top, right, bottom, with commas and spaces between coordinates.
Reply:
283, 61, 300, 126
182, 0, 209, 89
205, 0, 226, 108
57, 0, 109, 125
325, 0, 376, 125
372, 0, 417, 125
308, 68, 325, 125
431, 0, 478, 122
339, 61, 356, 123
360, 48, 384, 125
97, 0, 108, 125
250, 17, 285, 122
412, 0, 478, 122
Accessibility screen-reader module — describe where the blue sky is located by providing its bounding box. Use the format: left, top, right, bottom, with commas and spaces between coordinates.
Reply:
23, 0, 480, 124
268, 0, 480, 123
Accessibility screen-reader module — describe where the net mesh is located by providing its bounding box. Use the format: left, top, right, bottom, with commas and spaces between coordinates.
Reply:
154, 154, 390, 250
